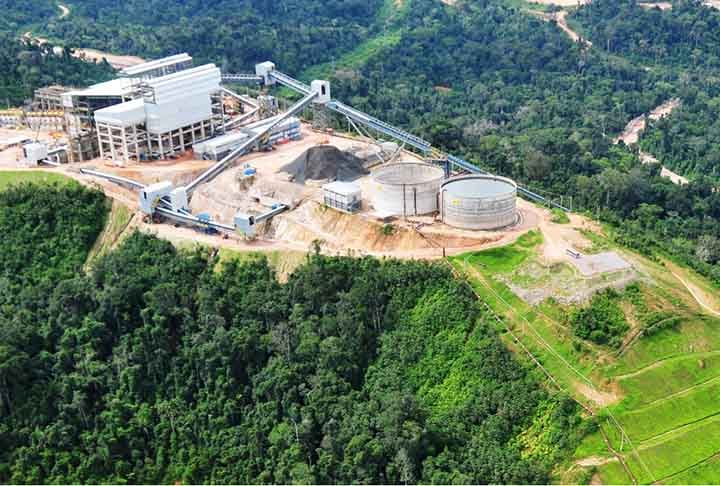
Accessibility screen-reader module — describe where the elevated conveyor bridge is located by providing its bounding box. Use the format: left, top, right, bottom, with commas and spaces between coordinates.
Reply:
263, 67, 569, 211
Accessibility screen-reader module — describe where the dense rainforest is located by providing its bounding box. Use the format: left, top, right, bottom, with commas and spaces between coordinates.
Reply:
11, 0, 385, 75
572, 0, 720, 68
0, 34, 112, 106
0, 1, 113, 105
0, 183, 583, 483
3, 0, 720, 481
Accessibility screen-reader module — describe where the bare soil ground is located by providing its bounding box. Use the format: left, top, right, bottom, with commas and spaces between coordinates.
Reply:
616, 99, 689, 185
72, 49, 145, 70
20, 31, 145, 70
7, 123, 544, 259
577, 456, 619, 467
614, 98, 680, 145
665, 260, 720, 317
575, 381, 621, 407
0, 127, 68, 167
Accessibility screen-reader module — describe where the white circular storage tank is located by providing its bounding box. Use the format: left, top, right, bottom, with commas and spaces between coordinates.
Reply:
440, 175, 518, 230
371, 162, 445, 216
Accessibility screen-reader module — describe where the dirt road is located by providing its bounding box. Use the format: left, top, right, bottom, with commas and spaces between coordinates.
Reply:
615, 99, 689, 185
20, 32, 145, 70
667, 267, 720, 317
614, 98, 679, 145
638, 2, 672, 9
529, 10, 592, 48
72, 48, 145, 70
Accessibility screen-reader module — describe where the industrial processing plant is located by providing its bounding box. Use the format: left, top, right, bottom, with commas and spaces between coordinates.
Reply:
0, 52, 571, 256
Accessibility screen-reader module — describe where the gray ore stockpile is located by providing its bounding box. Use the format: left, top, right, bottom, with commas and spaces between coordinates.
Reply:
282, 145, 369, 184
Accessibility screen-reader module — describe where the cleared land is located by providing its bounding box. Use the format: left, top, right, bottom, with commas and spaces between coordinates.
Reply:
614, 99, 680, 146
527, 0, 589, 5
52, 123, 542, 259
638, 2, 672, 9
451, 227, 720, 483
614, 99, 689, 185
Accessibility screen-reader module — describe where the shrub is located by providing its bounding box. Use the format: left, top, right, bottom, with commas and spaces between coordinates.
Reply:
570, 289, 629, 348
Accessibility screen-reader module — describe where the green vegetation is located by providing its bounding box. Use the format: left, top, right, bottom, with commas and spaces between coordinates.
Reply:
34, 0, 386, 76
84, 200, 132, 265
551, 208, 570, 224
573, 0, 720, 68
454, 227, 720, 483
570, 289, 629, 348
462, 230, 541, 273
303, 29, 402, 80
381, 223, 397, 236
0, 182, 107, 290
0, 170, 75, 190
5, 0, 720, 481
0, 186, 582, 483
0, 29, 112, 104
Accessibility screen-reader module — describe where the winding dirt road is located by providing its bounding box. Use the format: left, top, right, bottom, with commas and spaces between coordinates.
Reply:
614, 99, 690, 185
528, 10, 592, 48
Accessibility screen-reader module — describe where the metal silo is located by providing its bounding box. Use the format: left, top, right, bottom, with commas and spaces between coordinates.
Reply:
370, 162, 445, 216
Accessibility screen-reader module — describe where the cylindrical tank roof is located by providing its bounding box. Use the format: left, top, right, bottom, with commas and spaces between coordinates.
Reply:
372, 162, 444, 185
440, 174, 517, 198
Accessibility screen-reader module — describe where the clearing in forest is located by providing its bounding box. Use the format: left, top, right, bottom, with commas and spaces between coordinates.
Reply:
450, 226, 720, 483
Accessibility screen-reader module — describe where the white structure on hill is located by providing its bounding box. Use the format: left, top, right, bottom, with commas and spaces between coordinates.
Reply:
93, 63, 223, 164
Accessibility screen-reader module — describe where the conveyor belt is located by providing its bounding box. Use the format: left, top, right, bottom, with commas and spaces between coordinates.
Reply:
79, 168, 146, 190
186, 90, 318, 193
221, 73, 264, 84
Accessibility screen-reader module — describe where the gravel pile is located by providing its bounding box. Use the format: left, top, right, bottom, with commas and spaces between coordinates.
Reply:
281, 145, 369, 184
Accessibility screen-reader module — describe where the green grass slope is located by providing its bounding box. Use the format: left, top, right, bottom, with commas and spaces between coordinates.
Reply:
450, 227, 720, 484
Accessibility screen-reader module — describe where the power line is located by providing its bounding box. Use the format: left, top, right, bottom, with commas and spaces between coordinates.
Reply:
450, 257, 656, 484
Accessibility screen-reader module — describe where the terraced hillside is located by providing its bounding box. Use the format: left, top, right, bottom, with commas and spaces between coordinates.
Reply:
450, 228, 720, 483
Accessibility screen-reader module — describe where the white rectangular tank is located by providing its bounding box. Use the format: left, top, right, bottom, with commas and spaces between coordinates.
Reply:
23, 142, 48, 166
323, 181, 361, 213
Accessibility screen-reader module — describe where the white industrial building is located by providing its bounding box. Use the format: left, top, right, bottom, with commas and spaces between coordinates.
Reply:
193, 116, 301, 160
58, 54, 226, 165
323, 181, 362, 213
93, 63, 223, 164
119, 53, 193, 80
